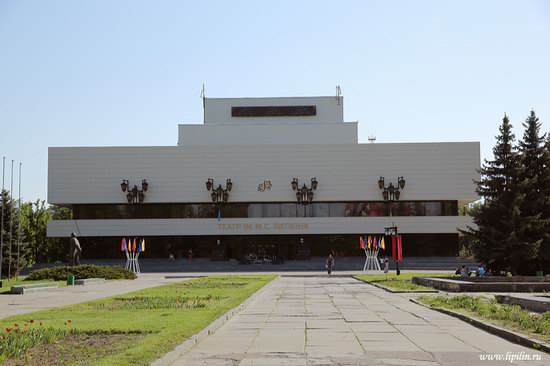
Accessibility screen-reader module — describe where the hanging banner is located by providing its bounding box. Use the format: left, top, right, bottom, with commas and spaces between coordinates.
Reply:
397, 235, 403, 262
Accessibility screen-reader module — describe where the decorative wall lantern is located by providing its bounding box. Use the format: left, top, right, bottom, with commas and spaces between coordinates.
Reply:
206, 178, 233, 203
121, 179, 148, 204
291, 177, 318, 217
378, 176, 405, 202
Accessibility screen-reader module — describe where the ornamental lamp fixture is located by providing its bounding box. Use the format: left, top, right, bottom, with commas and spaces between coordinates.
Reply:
121, 180, 129, 192
291, 177, 318, 217
291, 178, 298, 191
378, 176, 405, 202
205, 178, 213, 191
206, 178, 233, 204
311, 177, 318, 190
398, 176, 406, 189
121, 179, 148, 204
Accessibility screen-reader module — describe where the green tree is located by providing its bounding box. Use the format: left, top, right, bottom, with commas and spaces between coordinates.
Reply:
21, 200, 51, 263
464, 114, 529, 274
0, 189, 30, 278
47, 204, 72, 262
20, 201, 72, 264
517, 111, 549, 273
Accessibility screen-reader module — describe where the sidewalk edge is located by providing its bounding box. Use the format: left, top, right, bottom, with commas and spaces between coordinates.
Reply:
410, 298, 550, 354
151, 276, 280, 366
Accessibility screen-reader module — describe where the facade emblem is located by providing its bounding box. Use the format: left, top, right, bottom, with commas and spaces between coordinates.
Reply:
258, 180, 272, 192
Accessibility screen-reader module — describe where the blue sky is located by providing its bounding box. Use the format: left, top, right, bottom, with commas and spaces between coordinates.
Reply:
0, 0, 549, 202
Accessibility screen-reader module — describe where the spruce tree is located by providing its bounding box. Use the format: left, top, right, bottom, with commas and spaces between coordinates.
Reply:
517, 111, 548, 273
0, 189, 19, 278
466, 114, 526, 274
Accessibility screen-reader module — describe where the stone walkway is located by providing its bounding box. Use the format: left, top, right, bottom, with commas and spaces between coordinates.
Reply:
168, 276, 548, 366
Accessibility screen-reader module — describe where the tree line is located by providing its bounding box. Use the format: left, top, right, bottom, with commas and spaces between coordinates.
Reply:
464, 111, 550, 275
0, 192, 71, 278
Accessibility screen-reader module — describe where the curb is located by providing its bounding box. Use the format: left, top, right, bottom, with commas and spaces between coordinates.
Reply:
151, 276, 280, 366
353, 276, 439, 294
409, 298, 550, 354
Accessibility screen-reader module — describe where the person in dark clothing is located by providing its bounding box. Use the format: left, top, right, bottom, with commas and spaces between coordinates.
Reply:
325, 254, 334, 276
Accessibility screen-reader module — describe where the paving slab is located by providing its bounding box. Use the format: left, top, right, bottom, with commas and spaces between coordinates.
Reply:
160, 276, 549, 366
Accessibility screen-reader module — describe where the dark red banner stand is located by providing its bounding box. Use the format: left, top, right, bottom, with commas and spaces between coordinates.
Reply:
385, 225, 402, 275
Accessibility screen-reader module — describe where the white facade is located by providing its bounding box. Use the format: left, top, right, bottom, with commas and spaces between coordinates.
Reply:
47, 96, 480, 241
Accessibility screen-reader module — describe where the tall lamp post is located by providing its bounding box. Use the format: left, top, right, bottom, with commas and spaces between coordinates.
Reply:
121, 179, 149, 204
291, 177, 318, 217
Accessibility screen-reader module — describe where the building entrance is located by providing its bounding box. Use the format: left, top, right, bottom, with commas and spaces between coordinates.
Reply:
78, 233, 459, 259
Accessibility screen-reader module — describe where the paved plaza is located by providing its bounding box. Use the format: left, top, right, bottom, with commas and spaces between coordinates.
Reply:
164, 276, 548, 366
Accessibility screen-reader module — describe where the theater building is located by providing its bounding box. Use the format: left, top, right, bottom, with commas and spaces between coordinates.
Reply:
47, 96, 479, 259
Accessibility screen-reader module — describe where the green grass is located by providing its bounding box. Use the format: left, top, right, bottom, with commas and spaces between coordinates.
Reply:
0, 279, 67, 294
0, 275, 276, 365
354, 272, 451, 292
417, 295, 550, 343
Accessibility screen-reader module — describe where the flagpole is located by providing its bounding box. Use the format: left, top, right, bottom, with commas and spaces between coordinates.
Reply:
16, 163, 21, 281
0, 157, 5, 282
7, 160, 13, 281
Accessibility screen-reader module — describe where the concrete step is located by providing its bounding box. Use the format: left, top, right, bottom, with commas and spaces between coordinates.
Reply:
25, 257, 477, 273
11, 283, 59, 294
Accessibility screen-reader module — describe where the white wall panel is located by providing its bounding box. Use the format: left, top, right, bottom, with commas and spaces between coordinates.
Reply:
48, 216, 475, 237
178, 122, 357, 146
204, 97, 344, 124
48, 142, 480, 204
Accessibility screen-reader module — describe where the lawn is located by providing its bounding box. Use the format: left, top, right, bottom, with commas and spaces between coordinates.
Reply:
354, 272, 451, 292
0, 279, 67, 294
0, 274, 276, 365
417, 295, 550, 343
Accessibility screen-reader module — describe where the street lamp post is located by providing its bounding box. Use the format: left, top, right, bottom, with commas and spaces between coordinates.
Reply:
291, 177, 318, 217
120, 179, 149, 204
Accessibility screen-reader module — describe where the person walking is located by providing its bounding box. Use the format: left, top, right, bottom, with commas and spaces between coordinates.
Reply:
325, 253, 334, 276
69, 232, 82, 266
188, 248, 193, 262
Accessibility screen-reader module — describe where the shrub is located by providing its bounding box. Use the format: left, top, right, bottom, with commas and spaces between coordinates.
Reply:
25, 265, 136, 281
